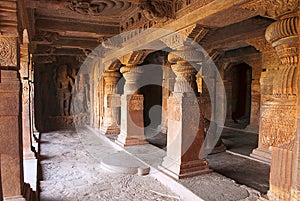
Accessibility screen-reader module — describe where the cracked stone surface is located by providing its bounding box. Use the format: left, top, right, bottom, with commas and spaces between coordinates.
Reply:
39, 129, 181, 201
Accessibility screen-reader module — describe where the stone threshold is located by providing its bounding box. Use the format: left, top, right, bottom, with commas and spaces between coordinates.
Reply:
87, 126, 262, 201
226, 150, 270, 166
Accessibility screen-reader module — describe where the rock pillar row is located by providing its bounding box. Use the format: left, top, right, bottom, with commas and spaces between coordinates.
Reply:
159, 44, 211, 179
115, 50, 152, 146
101, 70, 121, 135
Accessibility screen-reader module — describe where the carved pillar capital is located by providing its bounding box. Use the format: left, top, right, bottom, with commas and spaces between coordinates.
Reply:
264, 14, 299, 97
168, 45, 203, 94
266, 16, 299, 65
103, 70, 121, 95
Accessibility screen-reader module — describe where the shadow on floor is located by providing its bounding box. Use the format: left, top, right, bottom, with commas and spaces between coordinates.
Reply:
146, 126, 269, 194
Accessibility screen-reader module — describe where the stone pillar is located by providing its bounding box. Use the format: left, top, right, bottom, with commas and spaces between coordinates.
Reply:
101, 70, 121, 135
20, 35, 35, 160
160, 61, 175, 134
159, 45, 211, 179
0, 69, 26, 201
0, 156, 2, 201
242, 1, 300, 199
247, 37, 281, 164
115, 51, 151, 146
264, 13, 299, 201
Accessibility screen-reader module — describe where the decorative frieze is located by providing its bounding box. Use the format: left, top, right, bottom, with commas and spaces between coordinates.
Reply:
68, 0, 133, 16
241, 0, 299, 19
260, 100, 296, 151
0, 37, 17, 67
139, 0, 174, 23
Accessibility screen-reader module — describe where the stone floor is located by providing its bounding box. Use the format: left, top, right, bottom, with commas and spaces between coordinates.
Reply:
39, 129, 181, 201
38, 128, 265, 201
145, 125, 270, 194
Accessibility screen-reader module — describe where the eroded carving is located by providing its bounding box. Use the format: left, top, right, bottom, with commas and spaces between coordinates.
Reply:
261, 101, 296, 150
35, 31, 59, 43
129, 95, 144, 111
68, 0, 132, 16
139, 0, 173, 23
0, 37, 17, 67
241, 0, 299, 18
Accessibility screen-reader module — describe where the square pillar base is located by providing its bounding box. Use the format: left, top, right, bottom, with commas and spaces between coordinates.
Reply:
4, 196, 26, 201
115, 132, 148, 147
101, 126, 120, 135
158, 156, 212, 179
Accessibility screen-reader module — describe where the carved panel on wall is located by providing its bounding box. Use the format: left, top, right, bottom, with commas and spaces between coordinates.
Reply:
139, 0, 173, 23
261, 100, 296, 150
72, 73, 90, 114
35, 31, 59, 43
129, 95, 144, 111
0, 37, 17, 67
241, 0, 299, 18
68, 0, 133, 16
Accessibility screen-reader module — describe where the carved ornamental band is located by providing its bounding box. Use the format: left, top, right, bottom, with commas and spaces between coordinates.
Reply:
241, 0, 299, 19
0, 37, 17, 67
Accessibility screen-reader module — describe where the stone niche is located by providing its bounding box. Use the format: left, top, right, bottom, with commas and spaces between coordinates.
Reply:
35, 57, 90, 131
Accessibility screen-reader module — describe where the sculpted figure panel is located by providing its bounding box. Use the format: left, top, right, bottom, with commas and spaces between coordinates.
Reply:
56, 65, 76, 116
261, 100, 296, 150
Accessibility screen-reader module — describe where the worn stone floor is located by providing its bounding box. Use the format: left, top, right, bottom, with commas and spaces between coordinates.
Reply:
39, 129, 181, 201
146, 125, 269, 194
39, 128, 264, 201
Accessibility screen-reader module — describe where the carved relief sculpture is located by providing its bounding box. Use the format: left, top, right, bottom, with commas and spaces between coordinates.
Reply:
56, 65, 75, 116
0, 37, 17, 67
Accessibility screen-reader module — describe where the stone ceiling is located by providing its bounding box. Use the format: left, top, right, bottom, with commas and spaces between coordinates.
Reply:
20, 0, 275, 65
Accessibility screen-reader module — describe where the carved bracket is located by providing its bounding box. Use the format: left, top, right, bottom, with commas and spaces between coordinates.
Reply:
161, 24, 209, 49
119, 50, 154, 66
246, 36, 273, 52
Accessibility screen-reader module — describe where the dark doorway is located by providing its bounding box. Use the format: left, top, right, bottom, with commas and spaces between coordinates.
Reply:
231, 63, 252, 124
